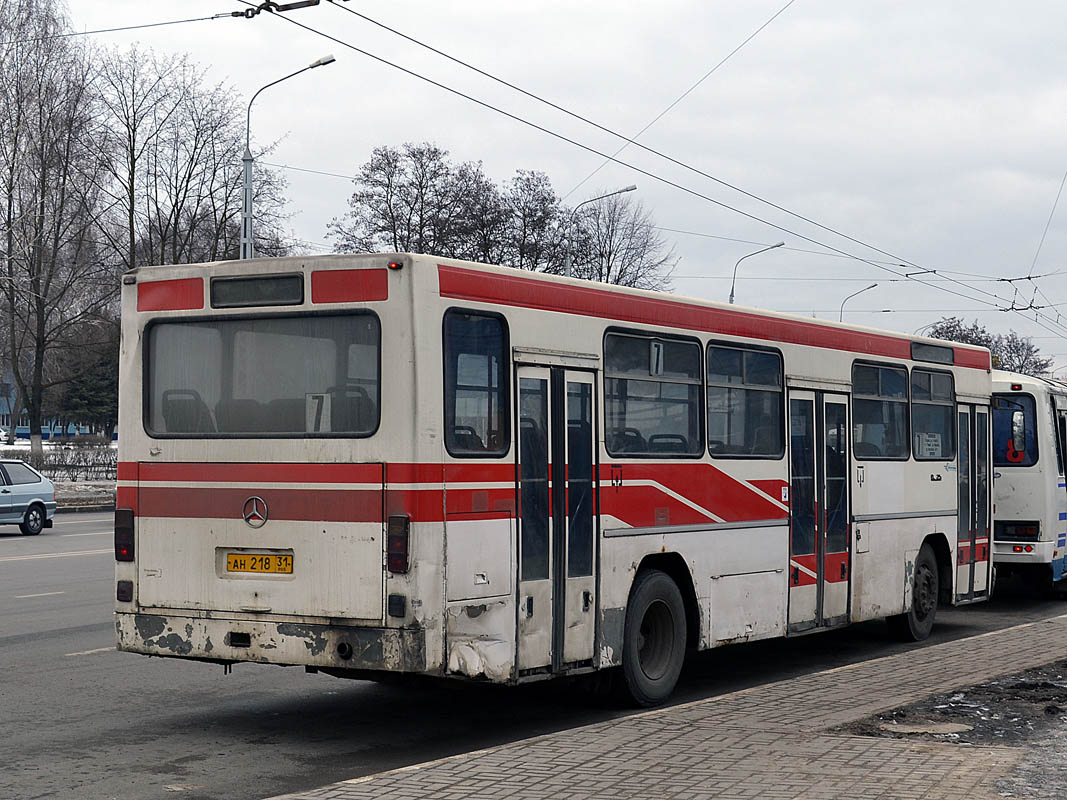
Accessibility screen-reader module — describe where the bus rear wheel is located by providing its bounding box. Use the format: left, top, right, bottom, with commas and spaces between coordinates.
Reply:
888, 543, 938, 641
621, 569, 686, 707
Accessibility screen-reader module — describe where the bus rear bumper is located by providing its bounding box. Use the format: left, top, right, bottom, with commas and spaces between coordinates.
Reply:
993, 540, 1058, 566
115, 611, 428, 673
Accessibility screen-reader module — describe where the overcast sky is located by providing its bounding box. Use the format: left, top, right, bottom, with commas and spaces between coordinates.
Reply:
68, 1, 1067, 366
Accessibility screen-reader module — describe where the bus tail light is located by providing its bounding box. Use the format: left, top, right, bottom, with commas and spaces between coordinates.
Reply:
387, 514, 410, 573
115, 508, 135, 562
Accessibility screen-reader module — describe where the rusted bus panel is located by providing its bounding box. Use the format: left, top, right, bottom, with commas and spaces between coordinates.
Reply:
116, 612, 432, 673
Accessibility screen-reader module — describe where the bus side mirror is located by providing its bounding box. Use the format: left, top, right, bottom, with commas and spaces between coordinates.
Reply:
1011, 410, 1026, 451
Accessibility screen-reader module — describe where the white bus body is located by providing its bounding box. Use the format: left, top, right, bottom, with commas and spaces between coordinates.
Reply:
115, 253, 993, 704
991, 370, 1067, 588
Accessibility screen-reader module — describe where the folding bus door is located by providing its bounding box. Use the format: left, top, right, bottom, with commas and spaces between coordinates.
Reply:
956, 404, 991, 600
788, 390, 852, 632
516, 366, 598, 674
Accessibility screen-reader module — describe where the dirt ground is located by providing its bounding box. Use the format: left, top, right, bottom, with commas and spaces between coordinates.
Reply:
837, 659, 1067, 797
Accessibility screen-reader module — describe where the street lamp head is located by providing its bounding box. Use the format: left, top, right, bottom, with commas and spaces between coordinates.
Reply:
772, 241, 785, 248
621, 184, 638, 193
310, 54, 336, 68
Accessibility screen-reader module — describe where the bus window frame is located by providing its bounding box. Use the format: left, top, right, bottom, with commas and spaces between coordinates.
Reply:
442, 306, 511, 459
142, 309, 383, 440
851, 360, 911, 462
705, 339, 785, 461
992, 391, 1039, 468
602, 326, 704, 460
910, 366, 956, 462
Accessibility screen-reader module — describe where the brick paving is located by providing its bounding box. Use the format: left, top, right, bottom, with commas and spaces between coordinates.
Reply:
268, 614, 1067, 800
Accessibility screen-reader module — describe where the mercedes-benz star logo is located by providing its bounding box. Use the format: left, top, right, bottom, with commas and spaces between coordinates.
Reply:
242, 496, 268, 528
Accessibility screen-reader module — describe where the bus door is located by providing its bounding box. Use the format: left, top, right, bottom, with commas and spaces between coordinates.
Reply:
787, 390, 851, 632
956, 404, 991, 600
1053, 396, 1067, 542
516, 366, 597, 674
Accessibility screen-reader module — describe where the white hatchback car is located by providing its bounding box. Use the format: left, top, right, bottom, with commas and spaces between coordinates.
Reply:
1, 460, 56, 535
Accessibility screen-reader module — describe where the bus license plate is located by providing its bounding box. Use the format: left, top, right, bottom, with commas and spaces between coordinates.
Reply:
226, 553, 293, 574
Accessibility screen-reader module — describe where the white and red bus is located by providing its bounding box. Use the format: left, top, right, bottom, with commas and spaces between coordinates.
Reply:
991, 370, 1067, 590
115, 253, 993, 705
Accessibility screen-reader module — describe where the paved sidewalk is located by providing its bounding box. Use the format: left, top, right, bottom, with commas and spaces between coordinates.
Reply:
269, 614, 1067, 800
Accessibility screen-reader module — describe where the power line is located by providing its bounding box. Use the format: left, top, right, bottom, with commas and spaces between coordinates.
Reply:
563, 0, 797, 200
0, 15, 233, 46
1029, 165, 1067, 276
247, 1, 1067, 340
260, 160, 355, 181
658, 226, 1063, 281
319, 0, 1036, 318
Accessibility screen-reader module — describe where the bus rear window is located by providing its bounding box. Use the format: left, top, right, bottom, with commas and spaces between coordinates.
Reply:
146, 313, 380, 437
992, 394, 1037, 467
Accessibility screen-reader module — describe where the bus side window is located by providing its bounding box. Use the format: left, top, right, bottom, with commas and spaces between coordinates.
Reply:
706, 344, 783, 459
443, 310, 509, 457
991, 394, 1038, 467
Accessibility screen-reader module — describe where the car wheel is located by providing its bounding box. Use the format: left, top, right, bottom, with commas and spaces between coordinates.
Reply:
621, 569, 687, 707
887, 543, 938, 641
20, 503, 45, 536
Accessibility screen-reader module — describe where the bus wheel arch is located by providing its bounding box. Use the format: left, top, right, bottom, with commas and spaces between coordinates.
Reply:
620, 555, 695, 707
887, 537, 943, 642
921, 532, 953, 605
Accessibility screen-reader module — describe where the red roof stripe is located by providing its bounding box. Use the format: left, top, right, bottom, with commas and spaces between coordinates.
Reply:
137, 278, 204, 312
311, 268, 389, 303
438, 264, 991, 370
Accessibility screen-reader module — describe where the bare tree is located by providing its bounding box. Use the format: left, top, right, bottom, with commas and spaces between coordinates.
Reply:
571, 193, 675, 290
925, 316, 1052, 377
93, 46, 293, 270
506, 170, 563, 272
330, 145, 567, 274
0, 0, 116, 455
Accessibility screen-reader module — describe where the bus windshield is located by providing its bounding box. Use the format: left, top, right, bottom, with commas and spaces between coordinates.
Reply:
992, 393, 1037, 467
146, 313, 380, 437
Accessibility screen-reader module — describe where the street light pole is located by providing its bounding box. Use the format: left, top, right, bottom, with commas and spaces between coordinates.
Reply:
564, 184, 637, 278
839, 283, 878, 321
241, 54, 336, 260
728, 241, 785, 304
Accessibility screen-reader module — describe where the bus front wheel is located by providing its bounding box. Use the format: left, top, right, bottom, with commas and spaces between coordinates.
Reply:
888, 543, 939, 641
621, 569, 687, 707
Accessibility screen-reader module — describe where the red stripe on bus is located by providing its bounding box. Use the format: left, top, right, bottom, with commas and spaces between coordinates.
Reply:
117, 462, 139, 481
791, 553, 818, 586
824, 551, 850, 583
136, 462, 383, 484
137, 487, 382, 522
598, 462, 787, 523
116, 486, 138, 514
137, 278, 204, 312
311, 268, 388, 303
750, 479, 789, 506
438, 264, 991, 370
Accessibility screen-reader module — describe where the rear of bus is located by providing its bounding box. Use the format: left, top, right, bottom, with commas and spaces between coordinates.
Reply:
991, 371, 1067, 588
114, 254, 438, 676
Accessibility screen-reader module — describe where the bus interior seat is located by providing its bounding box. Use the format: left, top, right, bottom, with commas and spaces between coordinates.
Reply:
162, 390, 215, 433
609, 427, 646, 453
330, 386, 376, 433
215, 399, 269, 433
519, 417, 545, 461
453, 424, 485, 451
266, 398, 305, 432
647, 433, 690, 453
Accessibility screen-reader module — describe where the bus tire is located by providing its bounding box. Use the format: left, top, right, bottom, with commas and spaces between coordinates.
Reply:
888, 543, 938, 641
621, 569, 687, 707
20, 503, 45, 536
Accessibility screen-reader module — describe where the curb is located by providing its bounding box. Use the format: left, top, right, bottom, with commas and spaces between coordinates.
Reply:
55, 503, 115, 514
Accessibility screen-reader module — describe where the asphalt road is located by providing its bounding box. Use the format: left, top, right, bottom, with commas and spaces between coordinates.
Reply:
2, 514, 1064, 800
